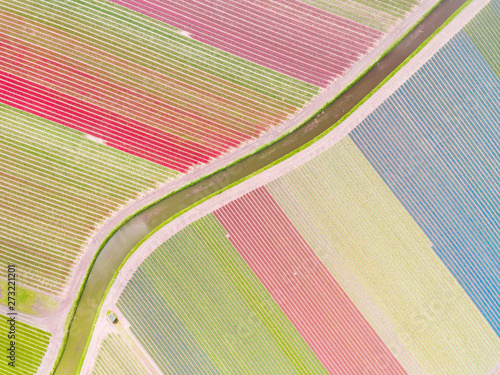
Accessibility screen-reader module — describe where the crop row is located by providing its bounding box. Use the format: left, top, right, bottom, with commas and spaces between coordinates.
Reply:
0, 106, 175, 293
1, 105, 176, 182
117, 214, 325, 374
268, 137, 500, 374
214, 187, 405, 374
0, 316, 51, 374
91, 333, 149, 375
464, 0, 500, 78
118, 270, 222, 374
0, 0, 416, 175
107, 0, 382, 86
301, 0, 420, 31
351, 20, 500, 342
1, 123, 170, 196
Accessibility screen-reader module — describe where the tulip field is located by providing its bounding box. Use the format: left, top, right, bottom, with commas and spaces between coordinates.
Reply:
301, 0, 421, 31
350, 0, 500, 337
0, 104, 177, 293
99, 1, 500, 374
0, 316, 51, 374
0, 0, 432, 302
91, 333, 149, 375
0, 0, 318, 172
214, 188, 406, 374
106, 0, 384, 87
116, 215, 326, 374
267, 138, 500, 374
0, 0, 426, 175
463, 0, 500, 77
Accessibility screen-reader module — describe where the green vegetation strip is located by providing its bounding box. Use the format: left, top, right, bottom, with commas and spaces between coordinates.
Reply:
0, 315, 51, 374
0, 281, 57, 316
464, 1, 500, 78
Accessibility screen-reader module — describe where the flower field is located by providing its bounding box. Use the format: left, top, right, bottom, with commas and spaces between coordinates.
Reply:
0, 0, 434, 303
464, 0, 500, 77
350, 0, 500, 337
0, 0, 319, 172
116, 215, 326, 374
267, 138, 500, 374
106, 0, 383, 87
0, 315, 51, 374
214, 188, 405, 374
95, 1, 500, 373
301, 0, 421, 31
0, 0, 428, 174
91, 333, 149, 375
0, 104, 177, 293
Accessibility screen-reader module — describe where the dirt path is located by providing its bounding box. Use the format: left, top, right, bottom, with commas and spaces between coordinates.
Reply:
78, 0, 489, 372
489, 361, 500, 375
81, 306, 162, 375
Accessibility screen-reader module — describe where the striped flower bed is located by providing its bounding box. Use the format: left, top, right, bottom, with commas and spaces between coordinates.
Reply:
301, 0, 420, 31
0, 104, 177, 293
117, 215, 325, 374
91, 333, 149, 375
106, 0, 383, 87
0, 0, 318, 172
214, 187, 406, 374
351, 0, 500, 337
268, 138, 500, 374
0, 0, 427, 173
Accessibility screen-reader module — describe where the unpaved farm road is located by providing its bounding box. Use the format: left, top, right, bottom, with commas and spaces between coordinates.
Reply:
53, 0, 467, 373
